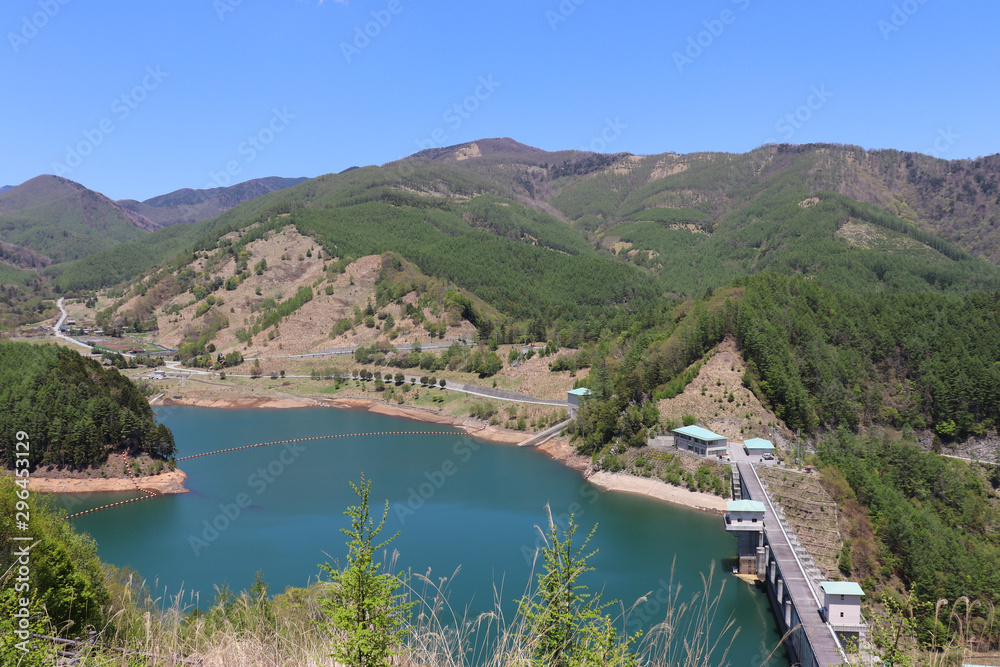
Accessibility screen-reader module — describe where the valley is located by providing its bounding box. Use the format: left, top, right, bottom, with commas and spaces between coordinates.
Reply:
4, 138, 1000, 665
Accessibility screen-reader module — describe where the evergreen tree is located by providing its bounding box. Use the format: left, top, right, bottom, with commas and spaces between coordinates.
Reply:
319, 475, 412, 666
519, 510, 638, 666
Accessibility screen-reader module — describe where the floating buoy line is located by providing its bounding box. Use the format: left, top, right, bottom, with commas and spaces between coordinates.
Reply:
63, 430, 471, 520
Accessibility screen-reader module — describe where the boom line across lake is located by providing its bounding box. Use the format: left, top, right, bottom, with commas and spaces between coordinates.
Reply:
63, 429, 475, 520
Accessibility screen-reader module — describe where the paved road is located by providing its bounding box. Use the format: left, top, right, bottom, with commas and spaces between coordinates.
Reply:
518, 419, 573, 447
443, 380, 569, 407
153, 368, 570, 408
288, 340, 462, 359
53, 298, 92, 351
735, 457, 845, 666
54, 302, 566, 408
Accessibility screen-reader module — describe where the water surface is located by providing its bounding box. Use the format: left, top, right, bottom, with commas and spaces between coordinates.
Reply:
55, 405, 788, 665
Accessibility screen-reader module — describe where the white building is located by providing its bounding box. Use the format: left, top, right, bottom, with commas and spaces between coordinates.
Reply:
672, 425, 727, 457
724, 500, 766, 575
820, 581, 865, 634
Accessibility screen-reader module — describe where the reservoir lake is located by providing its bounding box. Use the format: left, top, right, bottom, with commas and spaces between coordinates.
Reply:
55, 405, 788, 665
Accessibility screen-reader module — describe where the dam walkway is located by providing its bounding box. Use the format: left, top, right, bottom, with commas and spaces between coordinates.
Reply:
734, 453, 845, 666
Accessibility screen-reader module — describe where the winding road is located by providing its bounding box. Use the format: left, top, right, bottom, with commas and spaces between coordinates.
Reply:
53, 298, 569, 407
53, 297, 93, 351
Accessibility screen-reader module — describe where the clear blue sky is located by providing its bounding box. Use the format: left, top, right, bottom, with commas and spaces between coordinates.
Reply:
2, 0, 998, 200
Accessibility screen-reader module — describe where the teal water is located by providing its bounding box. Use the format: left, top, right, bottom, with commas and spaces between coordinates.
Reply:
55, 405, 788, 665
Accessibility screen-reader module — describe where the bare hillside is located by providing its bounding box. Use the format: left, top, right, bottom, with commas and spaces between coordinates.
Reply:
144, 227, 478, 358
657, 336, 788, 443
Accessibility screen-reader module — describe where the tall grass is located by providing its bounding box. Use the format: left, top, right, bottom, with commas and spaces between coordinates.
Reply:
66, 556, 757, 667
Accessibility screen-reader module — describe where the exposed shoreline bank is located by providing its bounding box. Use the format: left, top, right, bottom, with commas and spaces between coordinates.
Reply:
27, 469, 189, 495
149, 394, 726, 513
27, 393, 728, 513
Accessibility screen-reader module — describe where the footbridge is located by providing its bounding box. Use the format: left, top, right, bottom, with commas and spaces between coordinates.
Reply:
732, 459, 847, 666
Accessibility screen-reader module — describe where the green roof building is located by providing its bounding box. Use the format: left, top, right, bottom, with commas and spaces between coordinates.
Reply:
672, 425, 728, 457
566, 387, 593, 407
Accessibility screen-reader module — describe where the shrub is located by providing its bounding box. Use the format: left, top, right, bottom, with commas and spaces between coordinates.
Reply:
318, 476, 411, 666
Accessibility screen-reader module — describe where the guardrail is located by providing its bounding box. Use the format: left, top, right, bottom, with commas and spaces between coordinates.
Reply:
745, 463, 847, 661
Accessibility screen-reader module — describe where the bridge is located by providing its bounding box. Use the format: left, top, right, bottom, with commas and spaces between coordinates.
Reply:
730, 451, 847, 667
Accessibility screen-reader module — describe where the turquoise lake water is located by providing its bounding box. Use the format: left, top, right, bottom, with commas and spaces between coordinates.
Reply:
54, 405, 788, 665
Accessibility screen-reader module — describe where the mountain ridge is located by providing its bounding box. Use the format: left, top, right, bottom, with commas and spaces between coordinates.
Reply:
117, 176, 309, 228
0, 175, 310, 269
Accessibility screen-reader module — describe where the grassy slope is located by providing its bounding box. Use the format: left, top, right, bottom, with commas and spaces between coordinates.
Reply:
0, 177, 149, 263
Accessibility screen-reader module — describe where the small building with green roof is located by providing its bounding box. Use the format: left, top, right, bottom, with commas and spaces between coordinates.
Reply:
820, 581, 866, 639
672, 425, 728, 457
743, 438, 776, 461
566, 387, 592, 407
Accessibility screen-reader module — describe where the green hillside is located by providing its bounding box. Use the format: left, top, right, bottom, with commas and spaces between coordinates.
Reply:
287, 174, 656, 320
0, 175, 152, 263
36, 141, 1000, 303
0, 342, 175, 469
49, 217, 218, 291
117, 176, 310, 227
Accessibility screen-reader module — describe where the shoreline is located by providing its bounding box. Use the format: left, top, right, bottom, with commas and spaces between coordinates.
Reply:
154, 394, 726, 514
587, 471, 728, 514
155, 395, 530, 444
28, 469, 189, 495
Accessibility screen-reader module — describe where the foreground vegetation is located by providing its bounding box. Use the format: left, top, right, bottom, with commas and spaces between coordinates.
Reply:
1, 475, 744, 666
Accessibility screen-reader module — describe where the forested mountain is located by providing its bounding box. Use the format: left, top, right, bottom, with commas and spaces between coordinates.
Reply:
0, 342, 175, 470
0, 175, 154, 263
10, 140, 1000, 441
73, 140, 1000, 297
3, 140, 994, 301
0, 175, 309, 289
116, 176, 309, 228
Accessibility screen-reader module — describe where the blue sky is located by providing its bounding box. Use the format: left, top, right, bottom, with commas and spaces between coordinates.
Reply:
2, 0, 998, 200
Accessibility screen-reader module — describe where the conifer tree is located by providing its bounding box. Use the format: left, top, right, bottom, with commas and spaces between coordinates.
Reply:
319, 475, 411, 667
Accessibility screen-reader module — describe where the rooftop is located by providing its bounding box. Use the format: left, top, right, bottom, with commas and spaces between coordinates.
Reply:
567, 387, 593, 396
727, 500, 766, 513
673, 425, 726, 442
744, 438, 775, 451
820, 581, 865, 597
